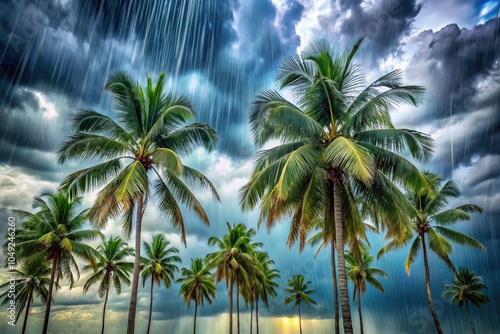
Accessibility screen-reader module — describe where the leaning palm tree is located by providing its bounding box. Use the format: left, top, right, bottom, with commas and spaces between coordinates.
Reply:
345, 246, 388, 334
0, 257, 51, 334
443, 267, 490, 334
83, 236, 134, 334
379, 172, 484, 334
141, 234, 181, 334
239, 38, 434, 333
206, 223, 260, 334
284, 274, 317, 334
14, 189, 102, 334
176, 258, 216, 334
57, 71, 220, 334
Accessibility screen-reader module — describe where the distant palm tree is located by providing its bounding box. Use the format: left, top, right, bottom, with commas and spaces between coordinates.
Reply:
379, 172, 484, 334
83, 236, 134, 334
0, 258, 51, 334
248, 250, 279, 334
176, 258, 216, 334
14, 189, 102, 334
284, 274, 317, 334
443, 267, 490, 334
345, 246, 388, 334
141, 234, 181, 334
206, 223, 260, 334
240, 37, 433, 334
57, 71, 219, 334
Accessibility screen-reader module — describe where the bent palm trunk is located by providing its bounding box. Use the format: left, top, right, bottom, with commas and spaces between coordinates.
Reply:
147, 277, 155, 334
298, 303, 302, 334
21, 292, 32, 334
421, 234, 443, 334
333, 176, 353, 333
42, 256, 58, 334
101, 278, 110, 334
127, 195, 145, 334
229, 278, 234, 334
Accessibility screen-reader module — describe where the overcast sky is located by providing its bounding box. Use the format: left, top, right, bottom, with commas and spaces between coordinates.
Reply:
0, 0, 499, 333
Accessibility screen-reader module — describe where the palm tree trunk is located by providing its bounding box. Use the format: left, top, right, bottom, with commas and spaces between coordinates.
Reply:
21, 291, 32, 334
194, 302, 198, 334
421, 234, 443, 334
250, 299, 253, 334
358, 294, 363, 334
42, 256, 58, 334
331, 236, 339, 334
229, 277, 234, 334
146, 277, 154, 334
466, 300, 476, 334
127, 195, 145, 334
236, 279, 241, 334
256, 295, 259, 334
333, 176, 353, 334
298, 303, 302, 334
101, 277, 110, 334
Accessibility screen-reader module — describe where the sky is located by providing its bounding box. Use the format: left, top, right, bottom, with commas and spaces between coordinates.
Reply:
0, 0, 499, 333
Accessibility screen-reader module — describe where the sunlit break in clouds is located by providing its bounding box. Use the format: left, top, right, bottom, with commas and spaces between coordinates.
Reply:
0, 0, 499, 333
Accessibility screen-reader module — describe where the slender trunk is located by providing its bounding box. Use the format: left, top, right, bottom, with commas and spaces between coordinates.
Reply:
21, 291, 32, 334
421, 234, 444, 334
250, 299, 253, 334
229, 277, 234, 334
256, 295, 259, 334
357, 294, 363, 334
127, 195, 145, 334
236, 278, 240, 334
101, 275, 110, 334
333, 176, 352, 333
146, 277, 155, 334
193, 302, 198, 334
331, 236, 339, 334
466, 300, 476, 334
298, 303, 302, 334
42, 256, 58, 334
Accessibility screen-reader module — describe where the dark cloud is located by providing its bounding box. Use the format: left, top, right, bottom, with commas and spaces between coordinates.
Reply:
314, 0, 421, 63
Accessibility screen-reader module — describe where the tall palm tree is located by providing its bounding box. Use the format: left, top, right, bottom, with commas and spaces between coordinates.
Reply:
239, 38, 434, 333
443, 267, 490, 334
83, 236, 134, 334
14, 189, 102, 334
176, 257, 216, 334
284, 274, 317, 334
57, 71, 220, 334
0, 258, 51, 334
345, 246, 388, 334
206, 223, 260, 334
141, 234, 181, 334
379, 172, 484, 334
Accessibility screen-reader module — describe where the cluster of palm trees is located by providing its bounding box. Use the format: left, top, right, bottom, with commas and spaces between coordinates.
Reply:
1, 37, 491, 334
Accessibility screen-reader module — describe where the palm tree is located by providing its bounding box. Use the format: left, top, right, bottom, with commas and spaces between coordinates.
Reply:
345, 246, 388, 334
379, 172, 484, 334
0, 258, 51, 334
284, 274, 317, 334
14, 189, 102, 334
253, 251, 279, 334
239, 38, 434, 333
443, 267, 490, 334
176, 258, 216, 334
141, 234, 181, 334
57, 71, 220, 334
206, 223, 260, 334
83, 236, 134, 334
